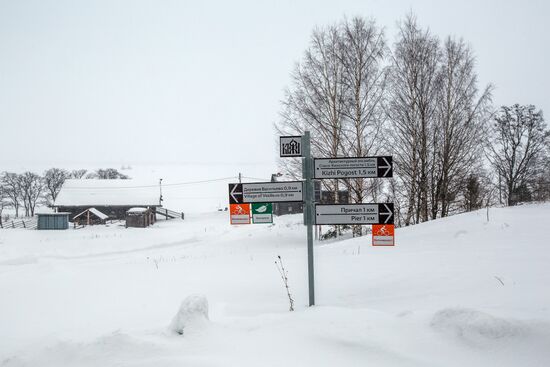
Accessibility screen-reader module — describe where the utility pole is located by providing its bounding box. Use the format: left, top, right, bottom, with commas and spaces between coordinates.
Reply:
159, 178, 163, 206
238, 172, 242, 183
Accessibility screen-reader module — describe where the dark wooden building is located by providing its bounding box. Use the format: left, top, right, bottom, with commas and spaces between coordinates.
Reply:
54, 179, 161, 220
73, 208, 109, 226
125, 207, 156, 228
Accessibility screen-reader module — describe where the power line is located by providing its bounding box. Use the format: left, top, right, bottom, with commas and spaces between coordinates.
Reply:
64, 176, 238, 190
241, 176, 271, 181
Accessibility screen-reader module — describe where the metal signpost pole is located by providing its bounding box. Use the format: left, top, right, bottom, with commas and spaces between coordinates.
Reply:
303, 131, 315, 306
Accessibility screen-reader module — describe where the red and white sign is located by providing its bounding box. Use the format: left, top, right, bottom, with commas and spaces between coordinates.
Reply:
230, 204, 251, 225
372, 224, 394, 246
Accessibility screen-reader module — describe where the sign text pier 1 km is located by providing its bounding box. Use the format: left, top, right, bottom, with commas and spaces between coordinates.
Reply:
314, 156, 392, 179
229, 182, 303, 204
315, 203, 394, 225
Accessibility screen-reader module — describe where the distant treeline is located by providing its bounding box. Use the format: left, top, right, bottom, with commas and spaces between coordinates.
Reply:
0, 168, 130, 219
276, 13, 550, 229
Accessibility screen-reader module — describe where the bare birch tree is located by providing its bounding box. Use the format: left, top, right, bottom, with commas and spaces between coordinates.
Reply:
430, 37, 493, 218
387, 14, 440, 225
277, 24, 347, 199
338, 17, 387, 234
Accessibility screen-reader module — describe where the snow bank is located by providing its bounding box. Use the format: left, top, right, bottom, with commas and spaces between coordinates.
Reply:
431, 308, 525, 346
168, 295, 209, 335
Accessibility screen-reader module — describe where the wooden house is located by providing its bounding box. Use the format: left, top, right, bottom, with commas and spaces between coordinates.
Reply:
54, 179, 161, 220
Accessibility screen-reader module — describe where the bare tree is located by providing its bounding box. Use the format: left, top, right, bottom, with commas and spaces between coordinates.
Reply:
43, 168, 69, 204
531, 149, 550, 201
0, 183, 11, 227
87, 168, 129, 179
70, 169, 88, 179
487, 104, 549, 206
387, 14, 440, 225
430, 37, 493, 218
339, 17, 387, 200
19, 172, 44, 217
1, 172, 22, 217
277, 23, 347, 200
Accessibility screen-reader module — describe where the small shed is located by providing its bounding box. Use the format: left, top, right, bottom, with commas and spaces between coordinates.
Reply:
125, 207, 155, 228
73, 207, 110, 226
37, 213, 70, 230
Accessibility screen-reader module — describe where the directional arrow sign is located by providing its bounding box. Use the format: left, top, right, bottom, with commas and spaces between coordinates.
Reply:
315, 203, 394, 225
228, 181, 303, 204
314, 156, 393, 179
228, 183, 243, 204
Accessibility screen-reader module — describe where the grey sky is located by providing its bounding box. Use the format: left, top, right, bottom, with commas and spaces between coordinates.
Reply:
1, 0, 548, 170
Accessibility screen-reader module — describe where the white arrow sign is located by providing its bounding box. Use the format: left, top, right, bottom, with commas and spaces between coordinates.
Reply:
314, 156, 393, 179
379, 157, 392, 177
380, 203, 393, 224
229, 182, 303, 204
315, 203, 394, 225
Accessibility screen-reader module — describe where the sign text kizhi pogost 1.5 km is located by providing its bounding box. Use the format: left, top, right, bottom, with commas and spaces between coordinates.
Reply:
314, 156, 392, 179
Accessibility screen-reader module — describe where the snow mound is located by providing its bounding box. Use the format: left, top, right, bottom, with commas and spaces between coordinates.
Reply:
431, 308, 525, 346
168, 295, 209, 335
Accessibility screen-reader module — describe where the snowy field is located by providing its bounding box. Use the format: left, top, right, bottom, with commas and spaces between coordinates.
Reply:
1, 204, 550, 366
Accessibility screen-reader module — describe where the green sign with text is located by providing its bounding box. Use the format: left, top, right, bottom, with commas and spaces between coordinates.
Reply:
251, 203, 273, 224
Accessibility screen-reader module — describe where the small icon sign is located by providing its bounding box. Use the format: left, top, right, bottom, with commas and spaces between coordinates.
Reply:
372, 224, 395, 246
314, 156, 393, 179
252, 203, 273, 224
315, 203, 394, 225
228, 182, 303, 204
230, 203, 250, 224
280, 136, 303, 157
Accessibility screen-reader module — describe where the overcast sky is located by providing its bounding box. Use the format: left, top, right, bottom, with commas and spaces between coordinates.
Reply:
1, 0, 548, 172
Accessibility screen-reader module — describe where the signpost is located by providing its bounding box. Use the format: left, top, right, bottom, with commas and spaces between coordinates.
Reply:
251, 203, 273, 224
280, 136, 303, 157
229, 203, 250, 225
229, 130, 395, 308
228, 182, 303, 204
314, 156, 392, 179
315, 203, 394, 225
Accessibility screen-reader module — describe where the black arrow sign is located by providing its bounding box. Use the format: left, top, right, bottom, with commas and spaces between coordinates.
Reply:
378, 203, 394, 224
228, 183, 243, 204
377, 156, 393, 178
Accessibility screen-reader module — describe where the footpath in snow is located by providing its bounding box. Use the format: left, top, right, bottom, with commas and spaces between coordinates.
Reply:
0, 204, 549, 366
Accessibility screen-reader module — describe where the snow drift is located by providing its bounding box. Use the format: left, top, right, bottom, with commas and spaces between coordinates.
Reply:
168, 294, 209, 335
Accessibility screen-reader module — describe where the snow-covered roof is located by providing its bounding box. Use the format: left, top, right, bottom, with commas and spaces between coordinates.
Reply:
127, 207, 148, 213
73, 207, 110, 220
89, 208, 109, 220
55, 179, 160, 207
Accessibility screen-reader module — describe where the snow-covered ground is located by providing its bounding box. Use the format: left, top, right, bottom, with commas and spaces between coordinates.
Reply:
1, 204, 549, 366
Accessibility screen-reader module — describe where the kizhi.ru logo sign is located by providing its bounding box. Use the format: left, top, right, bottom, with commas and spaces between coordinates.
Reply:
280, 136, 302, 157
